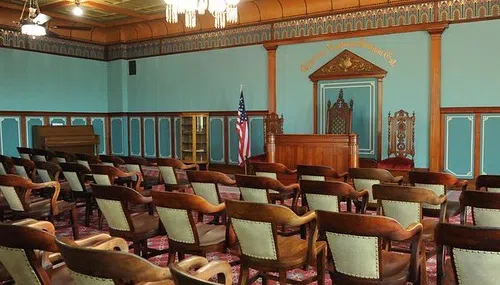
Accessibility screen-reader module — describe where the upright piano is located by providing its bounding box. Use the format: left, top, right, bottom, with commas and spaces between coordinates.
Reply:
33, 126, 100, 155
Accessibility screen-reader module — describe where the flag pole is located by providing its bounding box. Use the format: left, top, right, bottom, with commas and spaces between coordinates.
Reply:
240, 84, 247, 174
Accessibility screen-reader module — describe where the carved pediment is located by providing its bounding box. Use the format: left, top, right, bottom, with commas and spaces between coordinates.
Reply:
309, 49, 387, 82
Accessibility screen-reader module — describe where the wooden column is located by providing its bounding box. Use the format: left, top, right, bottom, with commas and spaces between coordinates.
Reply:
377, 78, 383, 162
428, 25, 447, 172
265, 45, 278, 114
313, 82, 318, 134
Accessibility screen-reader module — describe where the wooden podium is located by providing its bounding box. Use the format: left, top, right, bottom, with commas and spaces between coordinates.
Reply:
267, 134, 359, 173
33, 126, 100, 155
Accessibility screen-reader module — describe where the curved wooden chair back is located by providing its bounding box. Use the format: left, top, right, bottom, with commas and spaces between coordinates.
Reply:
326, 89, 353, 134
170, 257, 233, 285
156, 158, 198, 187
56, 237, 171, 284
17, 147, 34, 160
300, 180, 367, 213
409, 171, 467, 210
348, 168, 403, 203
236, 174, 293, 204
297, 164, 347, 181
435, 223, 500, 285
54, 151, 76, 163
90, 164, 141, 188
99, 155, 125, 167
0, 155, 14, 175
373, 184, 447, 228
187, 171, 235, 205
60, 162, 91, 193
475, 175, 500, 192
387, 109, 415, 159
32, 148, 55, 162
35, 161, 61, 183
251, 162, 296, 179
122, 156, 152, 174
316, 211, 422, 284
75, 153, 101, 169
459, 190, 500, 227
12, 157, 36, 180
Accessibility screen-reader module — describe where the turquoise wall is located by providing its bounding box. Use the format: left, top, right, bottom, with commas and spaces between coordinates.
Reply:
442, 19, 500, 107
0, 48, 108, 112
127, 45, 268, 112
277, 32, 430, 167
107, 60, 128, 113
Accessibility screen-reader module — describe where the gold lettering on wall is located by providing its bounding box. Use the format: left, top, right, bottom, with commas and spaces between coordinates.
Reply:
301, 38, 397, 72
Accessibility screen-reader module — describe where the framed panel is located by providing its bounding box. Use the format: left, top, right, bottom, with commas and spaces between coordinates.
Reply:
228, 117, 239, 165
49, 117, 67, 126
25, 116, 44, 148
250, 116, 265, 157
129, 117, 142, 156
481, 114, 500, 175
174, 117, 181, 159
0, 117, 21, 157
91, 117, 106, 155
71, 117, 87, 126
158, 117, 172, 158
210, 116, 225, 164
143, 117, 156, 158
110, 117, 124, 155
444, 115, 474, 178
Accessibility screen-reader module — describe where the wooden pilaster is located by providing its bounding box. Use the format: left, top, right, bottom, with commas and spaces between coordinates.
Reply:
265, 45, 277, 114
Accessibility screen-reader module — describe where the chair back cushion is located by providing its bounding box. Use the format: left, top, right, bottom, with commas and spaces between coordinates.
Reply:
56, 157, 66, 163
255, 172, 277, 179
156, 207, 196, 244
381, 200, 421, 228
239, 187, 268, 204
191, 182, 219, 205
20, 154, 31, 160
159, 166, 177, 185
231, 218, 277, 260
0, 247, 42, 285
37, 169, 52, 183
353, 178, 379, 202
70, 270, 115, 285
95, 199, 130, 231
452, 247, 500, 285
473, 208, 500, 227
0, 186, 24, 211
305, 193, 339, 212
300, 175, 326, 181
15, 165, 29, 179
93, 174, 112, 186
64, 172, 85, 192
77, 160, 90, 169
0, 163, 7, 175
414, 183, 445, 209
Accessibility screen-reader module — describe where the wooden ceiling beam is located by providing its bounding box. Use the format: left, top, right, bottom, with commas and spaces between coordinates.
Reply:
82, 1, 149, 20
105, 12, 165, 27
41, 0, 74, 11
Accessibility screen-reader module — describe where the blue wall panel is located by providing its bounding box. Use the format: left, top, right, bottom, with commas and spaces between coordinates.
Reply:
0, 117, 21, 157
130, 117, 141, 156
111, 117, 124, 155
159, 117, 172, 158
250, 117, 265, 157
26, 117, 44, 148
481, 114, 500, 175
444, 115, 474, 178
210, 117, 225, 164
49, 117, 67, 126
71, 117, 87, 126
91, 117, 106, 155
143, 117, 156, 157
228, 117, 239, 165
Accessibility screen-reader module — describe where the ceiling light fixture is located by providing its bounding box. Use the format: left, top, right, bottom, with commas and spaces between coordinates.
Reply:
164, 0, 240, 29
73, 0, 83, 16
18, 0, 51, 38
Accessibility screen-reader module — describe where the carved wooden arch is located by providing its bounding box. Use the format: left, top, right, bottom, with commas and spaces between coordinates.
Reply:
309, 49, 387, 160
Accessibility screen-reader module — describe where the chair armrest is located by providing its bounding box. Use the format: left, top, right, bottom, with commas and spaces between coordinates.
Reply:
194, 261, 233, 285
285, 169, 298, 175
31, 181, 61, 215
285, 210, 316, 227
406, 222, 424, 283
182, 164, 199, 171
394, 176, 404, 184
176, 256, 209, 271
352, 190, 369, 213
399, 222, 423, 241
456, 180, 468, 190
119, 170, 144, 191
84, 237, 129, 252
135, 195, 153, 205
201, 202, 226, 215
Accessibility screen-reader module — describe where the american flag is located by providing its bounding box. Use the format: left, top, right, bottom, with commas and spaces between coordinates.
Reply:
236, 89, 250, 165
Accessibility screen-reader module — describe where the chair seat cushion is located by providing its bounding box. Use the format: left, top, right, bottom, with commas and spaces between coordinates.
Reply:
131, 213, 160, 237
275, 236, 326, 268
50, 265, 75, 285
22, 200, 74, 218
380, 250, 411, 278
196, 223, 226, 246
378, 157, 415, 171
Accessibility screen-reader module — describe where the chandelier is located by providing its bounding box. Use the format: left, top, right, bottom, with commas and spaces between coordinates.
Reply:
164, 0, 240, 29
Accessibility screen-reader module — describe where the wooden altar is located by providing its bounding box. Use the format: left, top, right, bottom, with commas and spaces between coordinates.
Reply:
33, 125, 100, 155
267, 134, 359, 173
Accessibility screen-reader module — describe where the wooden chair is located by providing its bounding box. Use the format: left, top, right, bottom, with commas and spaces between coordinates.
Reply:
156, 158, 199, 192
152, 191, 229, 264
54, 151, 76, 163
408, 171, 467, 218
12, 157, 36, 180
60, 162, 94, 227
378, 110, 416, 171
33, 148, 56, 162
35, 161, 62, 183
349, 167, 404, 208
226, 199, 326, 285
0, 220, 125, 285
297, 164, 348, 182
90, 184, 163, 257
459, 190, 500, 227
475, 174, 500, 192
0, 155, 14, 175
300, 180, 368, 213
17, 147, 34, 160
435, 223, 500, 285
75, 153, 101, 169
0, 174, 79, 239
316, 211, 425, 285
89, 164, 143, 191
122, 156, 161, 189
250, 161, 297, 179
170, 257, 233, 285
326, 89, 353, 134
99, 154, 125, 166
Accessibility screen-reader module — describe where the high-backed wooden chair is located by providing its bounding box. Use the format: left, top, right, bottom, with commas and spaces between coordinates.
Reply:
152, 191, 229, 264
90, 184, 162, 257
317, 211, 425, 285
373, 184, 447, 258
75, 153, 101, 169
99, 154, 125, 166
170, 257, 233, 285
122, 156, 161, 189
0, 220, 124, 285
12, 157, 36, 180
349, 168, 404, 208
33, 148, 56, 162
0, 155, 14, 175
326, 89, 354, 134
475, 174, 500, 192
300, 180, 368, 213
156, 158, 199, 192
54, 151, 76, 163
297, 164, 348, 182
0, 174, 79, 239
435, 223, 500, 285
226, 199, 326, 285
459, 190, 500, 227
60, 162, 94, 227
409, 171, 467, 218
378, 110, 416, 171
17, 147, 34, 160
